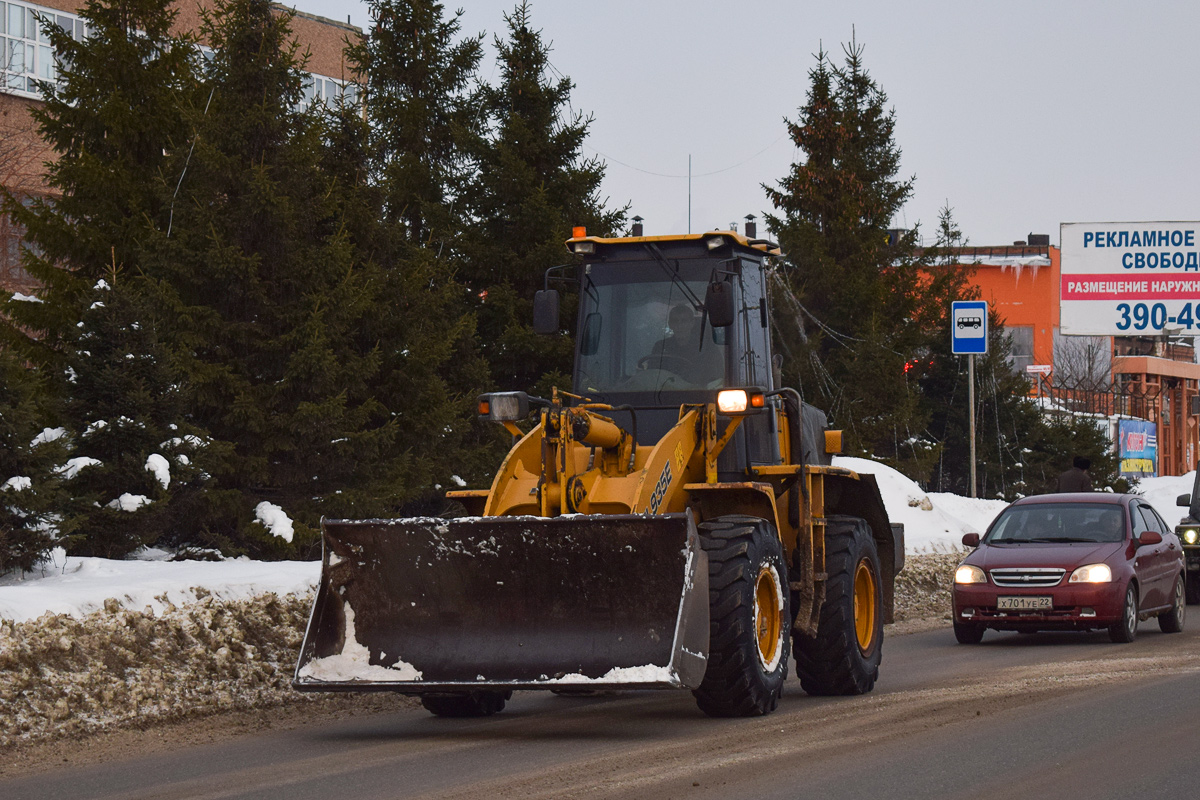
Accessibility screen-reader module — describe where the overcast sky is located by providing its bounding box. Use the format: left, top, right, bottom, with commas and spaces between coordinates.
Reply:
294, 1, 1200, 248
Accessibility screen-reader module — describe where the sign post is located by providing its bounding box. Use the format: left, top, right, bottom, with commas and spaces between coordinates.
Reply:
952, 301, 989, 498
1025, 364, 1052, 399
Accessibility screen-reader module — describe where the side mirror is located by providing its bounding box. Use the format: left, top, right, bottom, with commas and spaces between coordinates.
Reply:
962, 533, 981, 548
705, 281, 735, 328
1177, 493, 1191, 507
1137, 530, 1163, 547
532, 289, 559, 335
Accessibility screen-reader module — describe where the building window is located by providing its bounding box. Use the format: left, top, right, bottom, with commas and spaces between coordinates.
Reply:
300, 72, 359, 110
1, 1, 87, 97
1007, 325, 1034, 374
4, 4, 354, 112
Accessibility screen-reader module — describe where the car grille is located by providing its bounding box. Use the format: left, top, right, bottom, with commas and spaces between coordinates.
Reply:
989, 567, 1066, 588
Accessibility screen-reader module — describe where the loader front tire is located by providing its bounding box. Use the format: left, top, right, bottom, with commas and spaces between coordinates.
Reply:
419, 690, 511, 718
794, 517, 883, 696
692, 516, 789, 717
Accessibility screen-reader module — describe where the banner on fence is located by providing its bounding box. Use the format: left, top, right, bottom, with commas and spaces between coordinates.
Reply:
1118, 419, 1158, 478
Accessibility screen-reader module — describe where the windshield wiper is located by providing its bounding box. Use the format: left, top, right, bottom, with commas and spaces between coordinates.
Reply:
644, 243, 705, 311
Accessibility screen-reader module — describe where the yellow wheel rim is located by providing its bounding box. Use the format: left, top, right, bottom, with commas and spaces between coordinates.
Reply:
755, 566, 782, 669
853, 558, 878, 655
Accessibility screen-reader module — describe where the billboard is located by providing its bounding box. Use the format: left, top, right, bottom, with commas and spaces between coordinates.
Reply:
1118, 419, 1157, 479
1060, 221, 1200, 336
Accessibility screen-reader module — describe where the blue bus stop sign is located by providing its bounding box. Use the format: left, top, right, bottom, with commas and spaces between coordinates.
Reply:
952, 300, 988, 355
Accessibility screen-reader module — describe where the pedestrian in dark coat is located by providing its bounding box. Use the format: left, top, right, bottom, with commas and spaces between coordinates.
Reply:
1056, 455, 1093, 492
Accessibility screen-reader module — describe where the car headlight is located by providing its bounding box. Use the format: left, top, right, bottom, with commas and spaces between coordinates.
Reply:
1069, 563, 1113, 583
955, 565, 987, 584
1182, 528, 1199, 545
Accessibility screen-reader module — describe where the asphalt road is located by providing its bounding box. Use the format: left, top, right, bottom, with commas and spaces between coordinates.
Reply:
5, 622, 1199, 800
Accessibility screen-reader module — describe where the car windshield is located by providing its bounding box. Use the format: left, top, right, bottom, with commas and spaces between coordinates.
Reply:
575, 263, 728, 396
983, 503, 1126, 544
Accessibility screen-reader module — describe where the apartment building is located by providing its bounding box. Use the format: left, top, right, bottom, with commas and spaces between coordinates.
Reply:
0, 0, 360, 294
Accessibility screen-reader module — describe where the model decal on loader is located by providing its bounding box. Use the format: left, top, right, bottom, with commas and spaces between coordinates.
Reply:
649, 462, 673, 514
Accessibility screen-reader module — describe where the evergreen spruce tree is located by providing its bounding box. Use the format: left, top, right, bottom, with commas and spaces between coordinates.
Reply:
0, 0, 207, 558
0, 344, 63, 572
346, 0, 483, 248
920, 205, 1118, 497
51, 273, 227, 558
0, 0, 197, 361
139, 0, 394, 555
461, 0, 625, 393
325, 0, 496, 509
765, 38, 967, 479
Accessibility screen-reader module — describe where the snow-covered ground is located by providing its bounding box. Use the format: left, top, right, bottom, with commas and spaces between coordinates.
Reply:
0, 549, 319, 624
2, 464, 1196, 623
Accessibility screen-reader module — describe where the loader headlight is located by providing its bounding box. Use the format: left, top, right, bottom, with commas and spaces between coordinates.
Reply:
478, 392, 532, 421
1181, 528, 1199, 545
716, 387, 766, 415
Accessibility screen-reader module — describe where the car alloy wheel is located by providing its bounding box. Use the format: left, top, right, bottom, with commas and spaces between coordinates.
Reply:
1109, 584, 1138, 643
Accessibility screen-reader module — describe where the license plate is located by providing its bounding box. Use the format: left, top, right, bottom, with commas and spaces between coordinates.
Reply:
997, 596, 1053, 610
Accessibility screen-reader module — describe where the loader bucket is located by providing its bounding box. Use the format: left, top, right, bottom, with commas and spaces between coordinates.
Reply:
293, 513, 709, 693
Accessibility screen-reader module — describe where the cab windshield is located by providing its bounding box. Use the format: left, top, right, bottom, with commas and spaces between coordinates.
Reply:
575, 264, 728, 396
983, 503, 1127, 544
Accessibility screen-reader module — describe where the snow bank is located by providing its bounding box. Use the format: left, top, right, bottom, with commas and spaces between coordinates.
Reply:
834, 457, 1009, 552
0, 549, 318, 623
1133, 472, 1196, 528
0, 592, 316, 747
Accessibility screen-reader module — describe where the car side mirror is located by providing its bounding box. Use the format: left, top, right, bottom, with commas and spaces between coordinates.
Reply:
532, 289, 559, 335
962, 533, 980, 548
705, 281, 734, 328
1177, 493, 1191, 507
1137, 530, 1163, 547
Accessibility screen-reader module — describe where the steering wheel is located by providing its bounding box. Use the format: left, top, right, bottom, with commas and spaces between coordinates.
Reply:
638, 353, 691, 375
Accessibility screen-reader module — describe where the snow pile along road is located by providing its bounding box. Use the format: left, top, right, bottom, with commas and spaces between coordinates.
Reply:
0, 548, 318, 623
0, 591, 314, 748
833, 456, 1009, 550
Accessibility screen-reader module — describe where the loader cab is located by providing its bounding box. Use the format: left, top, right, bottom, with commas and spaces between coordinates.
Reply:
564, 231, 781, 471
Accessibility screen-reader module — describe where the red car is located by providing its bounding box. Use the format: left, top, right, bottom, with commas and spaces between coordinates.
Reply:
952, 493, 1187, 643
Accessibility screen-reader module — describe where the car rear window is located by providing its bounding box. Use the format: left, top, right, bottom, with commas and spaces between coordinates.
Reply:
984, 503, 1126, 544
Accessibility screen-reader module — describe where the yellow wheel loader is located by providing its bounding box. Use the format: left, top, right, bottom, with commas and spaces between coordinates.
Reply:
294, 229, 903, 718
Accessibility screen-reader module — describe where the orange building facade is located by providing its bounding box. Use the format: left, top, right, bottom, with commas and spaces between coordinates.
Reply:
947, 239, 1200, 477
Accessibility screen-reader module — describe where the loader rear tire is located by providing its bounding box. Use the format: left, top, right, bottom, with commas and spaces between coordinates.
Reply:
692, 516, 789, 717
794, 517, 883, 696
419, 690, 511, 718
